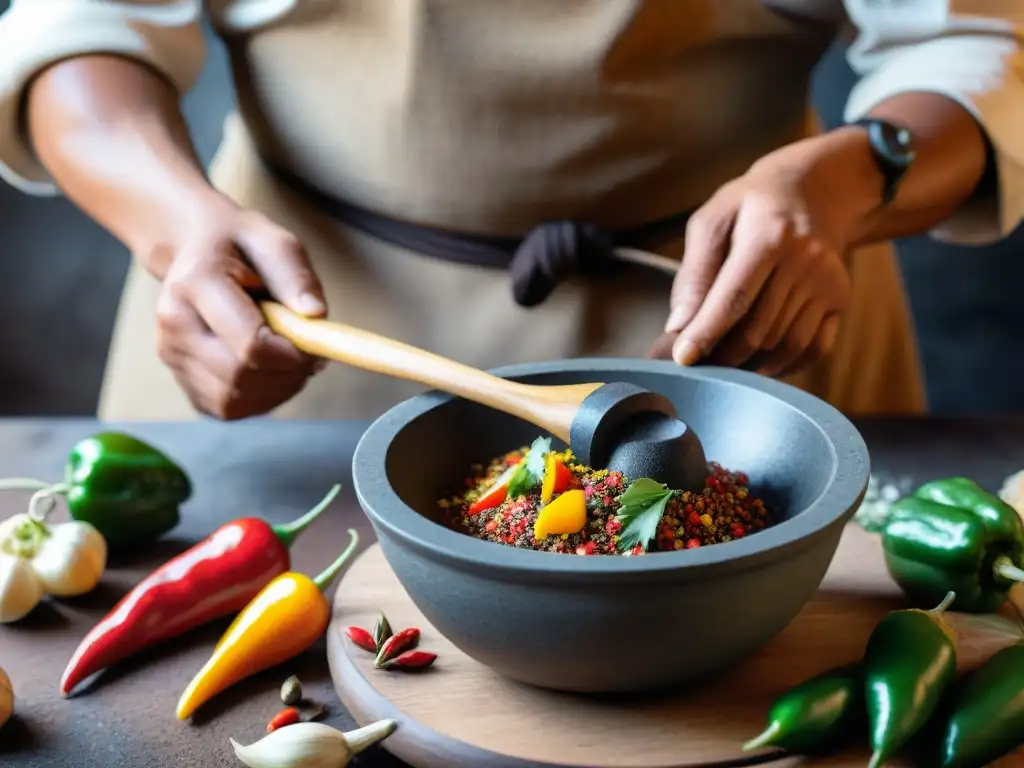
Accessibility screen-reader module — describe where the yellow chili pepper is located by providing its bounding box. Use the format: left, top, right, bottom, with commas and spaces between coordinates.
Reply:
176, 529, 360, 720
534, 489, 587, 540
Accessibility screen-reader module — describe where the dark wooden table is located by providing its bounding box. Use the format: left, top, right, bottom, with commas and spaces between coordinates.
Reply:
1, 417, 1023, 768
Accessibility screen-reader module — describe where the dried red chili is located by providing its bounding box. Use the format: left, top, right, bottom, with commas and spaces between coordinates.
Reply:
375, 628, 421, 668
345, 626, 377, 653
267, 707, 301, 733
382, 650, 437, 670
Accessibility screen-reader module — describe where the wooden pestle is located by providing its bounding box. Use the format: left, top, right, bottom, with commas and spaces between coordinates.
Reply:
261, 301, 602, 444
261, 301, 708, 490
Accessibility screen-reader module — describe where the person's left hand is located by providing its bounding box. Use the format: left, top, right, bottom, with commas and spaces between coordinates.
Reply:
650, 130, 878, 378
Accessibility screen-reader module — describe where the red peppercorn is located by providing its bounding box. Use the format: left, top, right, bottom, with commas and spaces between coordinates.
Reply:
267, 707, 301, 733
375, 627, 421, 668
382, 650, 438, 671
344, 626, 377, 653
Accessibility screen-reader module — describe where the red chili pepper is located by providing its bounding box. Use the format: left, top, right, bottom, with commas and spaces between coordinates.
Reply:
267, 707, 301, 732
59, 485, 341, 697
382, 650, 437, 670
374, 628, 421, 667
345, 626, 377, 653
467, 463, 521, 516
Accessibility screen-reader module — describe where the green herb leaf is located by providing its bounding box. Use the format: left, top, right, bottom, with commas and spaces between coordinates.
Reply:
507, 436, 552, 499
615, 478, 674, 552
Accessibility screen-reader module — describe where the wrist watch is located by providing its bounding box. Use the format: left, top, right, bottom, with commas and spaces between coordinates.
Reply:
849, 117, 917, 205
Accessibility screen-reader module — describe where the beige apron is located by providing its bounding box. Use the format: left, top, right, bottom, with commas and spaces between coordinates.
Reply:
97, 1, 927, 421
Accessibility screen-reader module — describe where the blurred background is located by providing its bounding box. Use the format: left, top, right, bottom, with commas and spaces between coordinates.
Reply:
1, 19, 1022, 417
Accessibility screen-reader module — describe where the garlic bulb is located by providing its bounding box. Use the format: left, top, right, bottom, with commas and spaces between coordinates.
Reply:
0, 667, 12, 729
0, 513, 107, 607
0, 553, 43, 623
30, 520, 106, 597
230, 720, 398, 768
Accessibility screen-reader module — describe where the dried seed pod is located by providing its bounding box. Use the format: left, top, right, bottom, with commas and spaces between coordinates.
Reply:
281, 675, 303, 706
344, 626, 377, 654
382, 650, 437, 671
374, 628, 420, 668
372, 613, 393, 652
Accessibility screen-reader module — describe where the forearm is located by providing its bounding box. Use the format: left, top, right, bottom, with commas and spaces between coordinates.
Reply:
26, 55, 222, 276
811, 92, 990, 246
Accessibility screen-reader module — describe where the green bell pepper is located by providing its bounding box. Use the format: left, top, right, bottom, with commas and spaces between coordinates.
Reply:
0, 431, 191, 553
881, 477, 1024, 613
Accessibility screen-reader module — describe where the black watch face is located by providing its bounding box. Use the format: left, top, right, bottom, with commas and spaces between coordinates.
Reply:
876, 122, 915, 167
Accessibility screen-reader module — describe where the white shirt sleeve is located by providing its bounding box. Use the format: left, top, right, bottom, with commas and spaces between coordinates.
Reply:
842, 1, 1024, 245
0, 0, 206, 197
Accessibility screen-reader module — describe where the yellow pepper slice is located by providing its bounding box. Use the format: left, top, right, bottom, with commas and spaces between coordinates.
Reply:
534, 489, 587, 540
540, 453, 573, 506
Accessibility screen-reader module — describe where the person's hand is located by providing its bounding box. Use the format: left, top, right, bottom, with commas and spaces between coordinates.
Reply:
652, 130, 879, 378
148, 200, 328, 420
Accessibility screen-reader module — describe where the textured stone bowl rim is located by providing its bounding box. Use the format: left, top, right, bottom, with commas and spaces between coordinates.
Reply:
353, 359, 870, 579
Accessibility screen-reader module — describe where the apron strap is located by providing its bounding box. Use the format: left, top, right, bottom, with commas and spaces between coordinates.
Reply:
262, 155, 689, 307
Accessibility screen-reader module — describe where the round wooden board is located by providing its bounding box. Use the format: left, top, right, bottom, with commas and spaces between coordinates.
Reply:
327, 526, 1024, 768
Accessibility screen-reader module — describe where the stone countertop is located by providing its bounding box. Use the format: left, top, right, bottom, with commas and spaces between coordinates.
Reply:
0, 417, 1022, 768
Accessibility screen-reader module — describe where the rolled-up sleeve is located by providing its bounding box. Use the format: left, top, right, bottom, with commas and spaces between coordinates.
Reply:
842, 1, 1024, 245
0, 0, 206, 196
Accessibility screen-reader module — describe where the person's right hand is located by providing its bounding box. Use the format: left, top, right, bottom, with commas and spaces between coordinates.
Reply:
149, 203, 328, 420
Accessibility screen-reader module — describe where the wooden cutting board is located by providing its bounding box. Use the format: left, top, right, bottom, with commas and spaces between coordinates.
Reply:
327, 525, 1024, 768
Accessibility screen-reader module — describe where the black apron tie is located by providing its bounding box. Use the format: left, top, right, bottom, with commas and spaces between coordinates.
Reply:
509, 221, 616, 307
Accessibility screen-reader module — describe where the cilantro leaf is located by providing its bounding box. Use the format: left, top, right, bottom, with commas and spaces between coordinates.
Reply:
506, 436, 552, 499
615, 478, 674, 552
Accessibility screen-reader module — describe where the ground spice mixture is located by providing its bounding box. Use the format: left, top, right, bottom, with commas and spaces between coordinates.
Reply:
438, 436, 772, 556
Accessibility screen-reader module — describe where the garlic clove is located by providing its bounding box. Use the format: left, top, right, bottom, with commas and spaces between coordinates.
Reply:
32, 521, 107, 597
230, 719, 398, 768
343, 720, 398, 755
0, 667, 13, 729
0, 553, 44, 623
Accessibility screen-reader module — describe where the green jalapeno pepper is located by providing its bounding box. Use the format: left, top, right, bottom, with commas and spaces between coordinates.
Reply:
881, 477, 1024, 613
0, 431, 191, 552
938, 642, 1024, 768
864, 592, 958, 768
743, 663, 864, 755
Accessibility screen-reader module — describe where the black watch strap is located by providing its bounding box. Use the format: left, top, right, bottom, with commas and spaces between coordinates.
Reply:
850, 118, 916, 205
